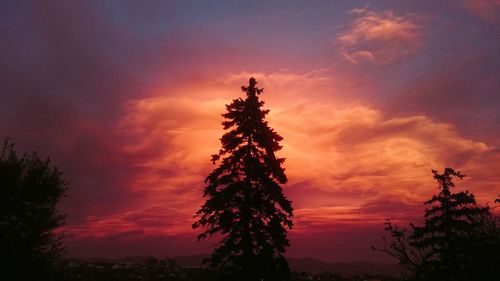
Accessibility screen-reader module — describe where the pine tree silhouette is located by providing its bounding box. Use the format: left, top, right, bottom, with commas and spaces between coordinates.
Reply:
410, 168, 497, 281
376, 168, 499, 281
193, 78, 293, 281
372, 168, 500, 281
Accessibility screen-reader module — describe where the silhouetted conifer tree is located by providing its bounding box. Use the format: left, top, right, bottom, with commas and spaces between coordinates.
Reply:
0, 139, 68, 280
376, 168, 500, 281
410, 168, 497, 280
193, 78, 293, 281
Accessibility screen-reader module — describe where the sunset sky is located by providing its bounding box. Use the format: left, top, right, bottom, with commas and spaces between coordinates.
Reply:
1, 1, 499, 263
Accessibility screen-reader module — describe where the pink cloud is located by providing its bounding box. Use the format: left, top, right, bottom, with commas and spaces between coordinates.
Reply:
64, 206, 194, 239
459, 0, 500, 22
60, 71, 499, 259
66, 73, 491, 235
3, 1, 498, 262
337, 7, 422, 64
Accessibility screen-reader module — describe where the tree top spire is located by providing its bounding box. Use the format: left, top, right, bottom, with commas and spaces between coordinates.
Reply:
242, 77, 263, 96
249, 77, 257, 87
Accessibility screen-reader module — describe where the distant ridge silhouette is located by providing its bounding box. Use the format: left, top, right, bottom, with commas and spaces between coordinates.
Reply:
76, 255, 403, 276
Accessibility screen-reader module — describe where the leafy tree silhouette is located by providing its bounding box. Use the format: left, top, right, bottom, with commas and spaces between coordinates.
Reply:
375, 168, 500, 281
0, 139, 69, 280
193, 78, 293, 281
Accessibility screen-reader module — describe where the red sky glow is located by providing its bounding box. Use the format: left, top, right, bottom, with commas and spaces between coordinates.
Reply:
1, 1, 499, 263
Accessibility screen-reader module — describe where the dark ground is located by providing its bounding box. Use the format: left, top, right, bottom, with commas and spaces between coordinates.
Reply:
61, 256, 404, 281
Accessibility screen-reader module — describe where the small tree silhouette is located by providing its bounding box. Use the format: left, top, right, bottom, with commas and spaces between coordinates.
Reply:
0, 139, 69, 280
193, 78, 293, 281
375, 168, 500, 281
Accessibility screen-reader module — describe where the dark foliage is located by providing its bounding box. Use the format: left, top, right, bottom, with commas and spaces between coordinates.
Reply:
375, 168, 500, 281
193, 78, 294, 281
0, 139, 69, 280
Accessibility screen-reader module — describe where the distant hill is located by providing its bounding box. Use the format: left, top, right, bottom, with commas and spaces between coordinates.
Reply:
172, 254, 206, 268
287, 257, 402, 276
81, 256, 152, 264
77, 255, 403, 276
172, 254, 403, 276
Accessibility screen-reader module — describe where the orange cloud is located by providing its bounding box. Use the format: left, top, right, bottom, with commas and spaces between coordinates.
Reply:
272, 103, 488, 197
64, 71, 497, 246
337, 7, 421, 64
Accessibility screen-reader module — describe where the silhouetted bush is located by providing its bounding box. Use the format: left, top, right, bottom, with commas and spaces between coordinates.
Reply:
0, 139, 69, 280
